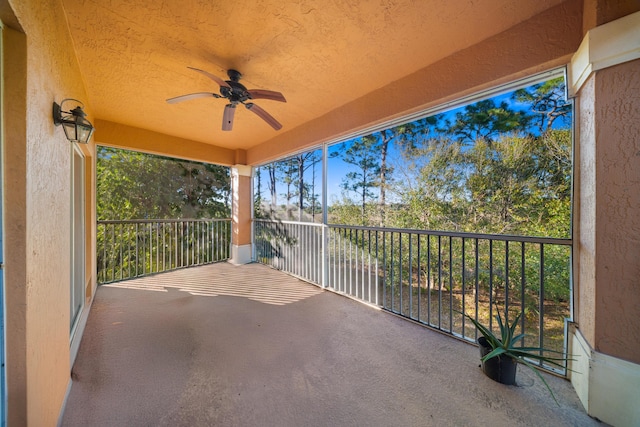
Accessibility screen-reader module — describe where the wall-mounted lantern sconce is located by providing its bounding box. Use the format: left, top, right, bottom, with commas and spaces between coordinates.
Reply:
52, 99, 94, 144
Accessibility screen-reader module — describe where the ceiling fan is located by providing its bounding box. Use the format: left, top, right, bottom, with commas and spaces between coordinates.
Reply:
167, 67, 287, 131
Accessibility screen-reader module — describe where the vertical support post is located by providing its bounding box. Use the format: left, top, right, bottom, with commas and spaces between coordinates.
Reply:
321, 144, 329, 288
230, 164, 253, 265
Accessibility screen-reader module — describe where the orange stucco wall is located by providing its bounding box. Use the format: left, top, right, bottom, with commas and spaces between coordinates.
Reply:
3, 0, 96, 424
95, 119, 236, 166
577, 60, 640, 364
582, 0, 640, 33
2, 23, 29, 425
574, 0, 640, 366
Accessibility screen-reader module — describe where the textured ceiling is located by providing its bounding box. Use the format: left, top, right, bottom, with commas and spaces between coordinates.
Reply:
61, 0, 567, 151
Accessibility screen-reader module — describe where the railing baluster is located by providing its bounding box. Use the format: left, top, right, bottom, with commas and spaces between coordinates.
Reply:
343, 227, 347, 293
355, 229, 359, 298
461, 238, 465, 337
349, 228, 353, 296
438, 235, 442, 329
505, 240, 510, 321
127, 224, 132, 279
148, 222, 152, 273
390, 232, 395, 311
111, 224, 116, 282
409, 233, 413, 319
489, 239, 493, 332
180, 221, 184, 267
417, 234, 421, 322
119, 223, 123, 281
399, 232, 403, 315
368, 229, 372, 304
100, 224, 106, 284
173, 222, 177, 268
332, 228, 336, 290
383, 230, 387, 308
521, 241, 526, 342
375, 230, 379, 306
156, 222, 160, 272
427, 234, 431, 325
360, 230, 364, 300
474, 238, 479, 342
449, 236, 453, 333
190, 221, 194, 266
539, 243, 545, 357
135, 223, 139, 277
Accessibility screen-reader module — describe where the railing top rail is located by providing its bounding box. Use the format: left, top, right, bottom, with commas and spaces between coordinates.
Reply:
98, 218, 232, 225
253, 218, 324, 228
253, 218, 571, 245
327, 223, 572, 245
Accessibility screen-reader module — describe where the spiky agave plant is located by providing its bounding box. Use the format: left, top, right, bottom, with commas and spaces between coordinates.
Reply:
458, 308, 574, 404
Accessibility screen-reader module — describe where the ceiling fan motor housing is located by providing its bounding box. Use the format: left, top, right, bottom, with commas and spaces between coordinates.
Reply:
221, 70, 250, 103
220, 81, 250, 103
227, 69, 242, 82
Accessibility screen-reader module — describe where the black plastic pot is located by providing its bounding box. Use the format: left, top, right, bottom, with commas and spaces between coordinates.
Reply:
478, 336, 517, 385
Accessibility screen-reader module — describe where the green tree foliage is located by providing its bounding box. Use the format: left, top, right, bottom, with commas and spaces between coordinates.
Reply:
328, 77, 572, 304
267, 163, 278, 210
254, 150, 322, 222
254, 167, 264, 218
513, 77, 571, 133
445, 99, 529, 145
339, 135, 382, 225
374, 117, 437, 225
294, 151, 321, 221
277, 158, 298, 219
390, 79, 571, 239
97, 147, 230, 220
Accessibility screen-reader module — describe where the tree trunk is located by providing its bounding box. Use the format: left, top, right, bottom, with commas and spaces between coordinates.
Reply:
298, 156, 304, 221
379, 131, 391, 227
268, 165, 277, 212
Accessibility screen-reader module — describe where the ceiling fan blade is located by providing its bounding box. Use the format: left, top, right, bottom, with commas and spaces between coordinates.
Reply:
222, 104, 236, 131
166, 92, 219, 104
187, 66, 231, 88
245, 103, 282, 130
247, 89, 287, 103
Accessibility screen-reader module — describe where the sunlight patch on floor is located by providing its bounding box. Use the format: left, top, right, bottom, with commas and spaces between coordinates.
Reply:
102, 262, 323, 305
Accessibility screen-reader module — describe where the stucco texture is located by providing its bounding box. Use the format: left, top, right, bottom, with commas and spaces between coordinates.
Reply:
577, 60, 640, 364
4, 0, 96, 424
594, 60, 640, 363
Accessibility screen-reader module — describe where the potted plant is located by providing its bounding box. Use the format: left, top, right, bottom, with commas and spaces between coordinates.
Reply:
458, 308, 573, 404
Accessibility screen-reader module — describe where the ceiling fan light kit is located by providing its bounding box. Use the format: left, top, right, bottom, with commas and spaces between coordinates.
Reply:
167, 67, 286, 131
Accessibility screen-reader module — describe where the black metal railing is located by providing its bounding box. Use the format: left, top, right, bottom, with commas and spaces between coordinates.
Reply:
98, 219, 231, 284
254, 219, 572, 374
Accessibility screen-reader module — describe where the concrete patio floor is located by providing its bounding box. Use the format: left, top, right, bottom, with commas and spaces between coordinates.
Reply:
62, 262, 600, 426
